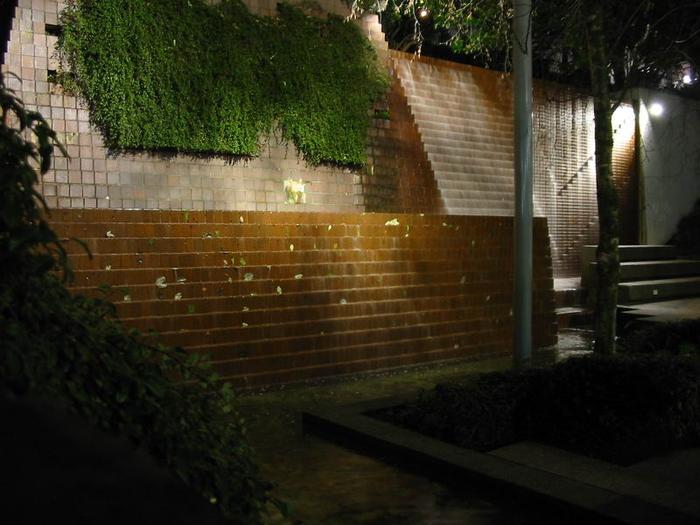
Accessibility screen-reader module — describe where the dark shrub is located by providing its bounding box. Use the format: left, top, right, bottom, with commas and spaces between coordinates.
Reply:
621, 319, 700, 356
378, 367, 549, 451
527, 355, 700, 464
669, 198, 700, 256
0, 74, 272, 523
379, 355, 700, 464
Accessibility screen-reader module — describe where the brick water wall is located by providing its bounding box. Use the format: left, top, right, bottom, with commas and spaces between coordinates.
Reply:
391, 52, 637, 278
52, 209, 556, 387
2, 0, 638, 280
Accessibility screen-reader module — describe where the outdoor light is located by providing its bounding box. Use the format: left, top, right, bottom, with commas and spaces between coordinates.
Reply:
648, 102, 664, 117
683, 73, 693, 85
418, 7, 429, 19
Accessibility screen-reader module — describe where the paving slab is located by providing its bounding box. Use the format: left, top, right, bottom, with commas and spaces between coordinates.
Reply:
490, 442, 700, 519
304, 397, 700, 525
620, 297, 700, 322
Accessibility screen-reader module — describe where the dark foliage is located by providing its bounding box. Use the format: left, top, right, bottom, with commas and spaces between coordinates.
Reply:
0, 74, 272, 523
669, 198, 700, 256
379, 355, 700, 464
621, 319, 700, 357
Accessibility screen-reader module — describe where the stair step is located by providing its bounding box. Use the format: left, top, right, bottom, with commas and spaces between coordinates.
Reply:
582, 244, 678, 265
619, 259, 700, 281
618, 276, 700, 303
555, 286, 584, 308
556, 307, 593, 329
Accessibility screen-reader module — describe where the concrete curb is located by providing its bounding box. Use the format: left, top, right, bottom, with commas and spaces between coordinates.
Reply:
303, 397, 697, 525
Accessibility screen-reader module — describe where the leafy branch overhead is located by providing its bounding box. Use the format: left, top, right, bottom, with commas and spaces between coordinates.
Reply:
59, 0, 389, 166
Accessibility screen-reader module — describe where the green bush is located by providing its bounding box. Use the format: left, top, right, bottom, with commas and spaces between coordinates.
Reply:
0, 75, 272, 523
379, 355, 700, 464
58, 0, 389, 165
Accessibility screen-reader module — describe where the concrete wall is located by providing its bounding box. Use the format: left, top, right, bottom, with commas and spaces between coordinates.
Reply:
634, 88, 700, 245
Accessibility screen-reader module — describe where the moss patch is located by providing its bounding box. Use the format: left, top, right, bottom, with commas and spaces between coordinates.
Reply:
59, 0, 388, 165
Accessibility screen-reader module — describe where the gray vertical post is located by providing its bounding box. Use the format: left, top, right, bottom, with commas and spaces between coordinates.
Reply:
513, 0, 533, 367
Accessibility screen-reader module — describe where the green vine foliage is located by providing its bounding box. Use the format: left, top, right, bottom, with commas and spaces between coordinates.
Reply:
0, 75, 272, 523
58, 0, 389, 165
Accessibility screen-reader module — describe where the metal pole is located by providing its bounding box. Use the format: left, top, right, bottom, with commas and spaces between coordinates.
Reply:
513, 0, 533, 367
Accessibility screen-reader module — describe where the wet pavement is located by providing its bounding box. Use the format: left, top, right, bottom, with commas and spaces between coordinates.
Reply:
238, 330, 593, 525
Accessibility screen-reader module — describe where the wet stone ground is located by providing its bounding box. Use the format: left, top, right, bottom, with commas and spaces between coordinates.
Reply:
238, 329, 594, 525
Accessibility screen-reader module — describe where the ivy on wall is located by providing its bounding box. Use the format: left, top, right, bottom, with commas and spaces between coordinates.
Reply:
59, 0, 388, 165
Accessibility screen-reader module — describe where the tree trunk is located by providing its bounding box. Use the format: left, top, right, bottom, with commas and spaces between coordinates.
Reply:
588, 6, 620, 355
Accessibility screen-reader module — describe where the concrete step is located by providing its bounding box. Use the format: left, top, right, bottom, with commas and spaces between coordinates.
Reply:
619, 259, 700, 282
556, 307, 593, 329
618, 276, 700, 303
582, 245, 678, 267
555, 286, 584, 308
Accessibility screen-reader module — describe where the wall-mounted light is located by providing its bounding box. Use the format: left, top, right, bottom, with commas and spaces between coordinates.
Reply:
648, 102, 664, 117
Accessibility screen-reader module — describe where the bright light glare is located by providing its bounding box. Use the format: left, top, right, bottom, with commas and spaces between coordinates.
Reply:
648, 103, 664, 117
683, 73, 693, 85
418, 8, 429, 18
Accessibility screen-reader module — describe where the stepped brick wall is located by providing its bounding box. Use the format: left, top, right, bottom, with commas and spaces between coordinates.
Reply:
392, 52, 515, 217
391, 52, 638, 277
2, 1, 640, 278
51, 209, 557, 387
362, 73, 444, 214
